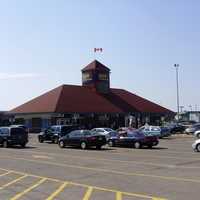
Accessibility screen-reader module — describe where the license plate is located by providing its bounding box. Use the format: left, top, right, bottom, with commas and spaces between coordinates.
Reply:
99, 137, 102, 140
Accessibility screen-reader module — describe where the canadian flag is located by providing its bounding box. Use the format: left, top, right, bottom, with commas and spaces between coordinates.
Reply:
94, 48, 103, 52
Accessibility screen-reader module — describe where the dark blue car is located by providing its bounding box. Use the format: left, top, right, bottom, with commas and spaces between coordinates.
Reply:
107, 131, 159, 149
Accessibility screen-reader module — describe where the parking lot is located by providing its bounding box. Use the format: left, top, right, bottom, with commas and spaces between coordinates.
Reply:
0, 134, 199, 200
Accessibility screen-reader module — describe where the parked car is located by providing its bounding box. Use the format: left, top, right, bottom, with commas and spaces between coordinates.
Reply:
38, 125, 79, 143
194, 130, 200, 138
107, 131, 159, 149
91, 128, 114, 139
160, 126, 171, 138
106, 131, 119, 146
0, 127, 28, 148
192, 139, 200, 152
58, 130, 107, 149
179, 121, 196, 129
116, 127, 136, 136
185, 123, 200, 134
168, 123, 186, 134
138, 126, 161, 138
10, 124, 29, 134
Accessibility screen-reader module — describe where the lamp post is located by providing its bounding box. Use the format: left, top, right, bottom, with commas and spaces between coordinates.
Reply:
174, 64, 180, 121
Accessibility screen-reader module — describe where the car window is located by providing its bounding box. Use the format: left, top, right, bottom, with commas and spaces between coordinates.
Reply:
109, 132, 118, 137
96, 129, 104, 132
132, 132, 144, 137
69, 130, 83, 137
56, 127, 60, 132
50, 127, 56, 132
0, 128, 9, 135
104, 128, 113, 132
84, 131, 92, 136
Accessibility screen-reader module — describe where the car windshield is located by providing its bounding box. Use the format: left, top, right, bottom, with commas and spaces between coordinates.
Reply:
84, 130, 93, 136
104, 128, 113, 132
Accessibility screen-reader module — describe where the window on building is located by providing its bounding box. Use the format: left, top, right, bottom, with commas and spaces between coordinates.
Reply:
98, 73, 108, 81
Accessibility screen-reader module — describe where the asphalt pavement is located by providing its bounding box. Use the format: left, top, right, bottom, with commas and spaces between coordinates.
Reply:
0, 134, 199, 200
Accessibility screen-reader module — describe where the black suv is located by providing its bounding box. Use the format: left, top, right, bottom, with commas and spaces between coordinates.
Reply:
0, 127, 28, 148
10, 124, 29, 134
38, 125, 79, 143
58, 130, 107, 150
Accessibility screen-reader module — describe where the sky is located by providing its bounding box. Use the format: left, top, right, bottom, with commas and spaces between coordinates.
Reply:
0, 0, 199, 112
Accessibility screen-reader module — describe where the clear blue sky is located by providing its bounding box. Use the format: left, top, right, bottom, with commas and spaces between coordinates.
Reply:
0, 0, 199, 111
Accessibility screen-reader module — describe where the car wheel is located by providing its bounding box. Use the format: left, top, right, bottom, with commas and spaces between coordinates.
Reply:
80, 141, 87, 150
3, 141, 8, 148
148, 145, 153, 149
54, 138, 59, 144
196, 144, 200, 152
59, 140, 65, 148
134, 142, 141, 149
21, 143, 26, 148
96, 145, 102, 150
108, 140, 114, 147
38, 137, 43, 143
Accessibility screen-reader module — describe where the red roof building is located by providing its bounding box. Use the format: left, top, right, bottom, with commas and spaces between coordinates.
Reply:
10, 60, 174, 131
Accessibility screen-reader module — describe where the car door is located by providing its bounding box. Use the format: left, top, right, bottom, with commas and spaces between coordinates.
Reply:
73, 131, 83, 146
55, 126, 60, 136
118, 132, 128, 145
66, 131, 79, 146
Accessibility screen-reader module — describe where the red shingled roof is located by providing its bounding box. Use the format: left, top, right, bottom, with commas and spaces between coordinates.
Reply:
10, 85, 173, 114
82, 60, 110, 72
10, 85, 63, 114
111, 89, 173, 113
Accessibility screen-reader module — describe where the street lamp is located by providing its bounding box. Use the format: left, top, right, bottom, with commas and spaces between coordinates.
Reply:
174, 64, 180, 121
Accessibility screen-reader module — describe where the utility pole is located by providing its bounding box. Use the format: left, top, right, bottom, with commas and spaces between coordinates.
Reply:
174, 64, 180, 121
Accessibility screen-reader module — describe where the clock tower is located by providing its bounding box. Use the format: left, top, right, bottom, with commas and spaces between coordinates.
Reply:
82, 60, 110, 94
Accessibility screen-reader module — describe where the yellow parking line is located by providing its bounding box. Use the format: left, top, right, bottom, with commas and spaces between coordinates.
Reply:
82, 187, 93, 200
116, 191, 122, 200
0, 167, 167, 200
46, 182, 68, 200
121, 191, 167, 199
0, 171, 11, 177
0, 174, 27, 189
71, 182, 164, 199
10, 178, 47, 200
